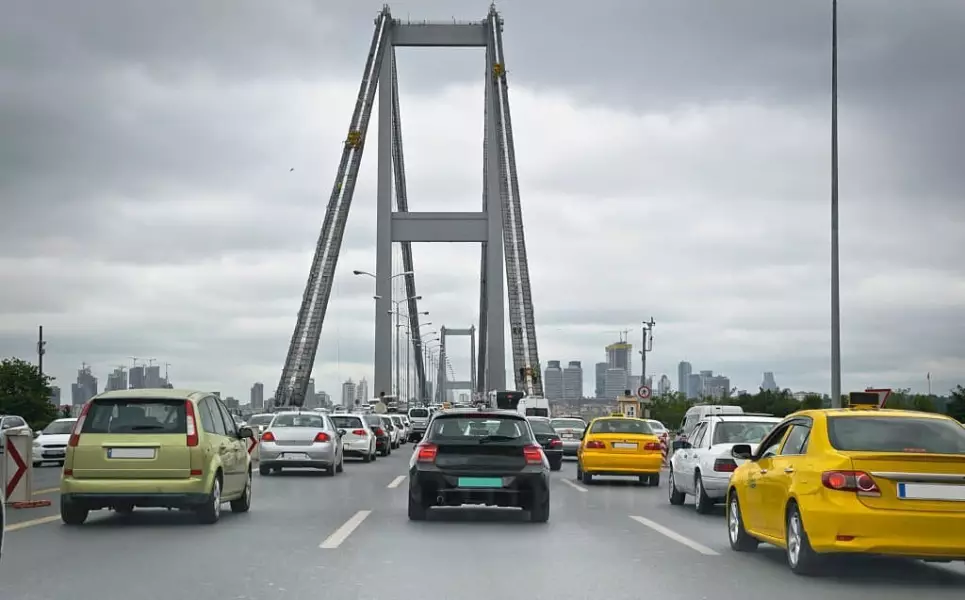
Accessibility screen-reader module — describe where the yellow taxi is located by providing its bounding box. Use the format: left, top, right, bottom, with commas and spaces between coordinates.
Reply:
576, 414, 663, 485
725, 392, 965, 575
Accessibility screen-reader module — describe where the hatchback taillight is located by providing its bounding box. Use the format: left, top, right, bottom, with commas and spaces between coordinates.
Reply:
185, 400, 199, 447
68, 402, 91, 447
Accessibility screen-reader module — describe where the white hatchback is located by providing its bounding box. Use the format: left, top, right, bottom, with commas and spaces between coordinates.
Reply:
330, 413, 377, 462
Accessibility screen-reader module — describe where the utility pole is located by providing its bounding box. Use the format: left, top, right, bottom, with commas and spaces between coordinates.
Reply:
830, 0, 843, 408
640, 318, 655, 418
37, 325, 46, 377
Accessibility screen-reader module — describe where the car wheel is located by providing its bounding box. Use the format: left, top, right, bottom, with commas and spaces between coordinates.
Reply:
530, 492, 550, 523
668, 470, 686, 505
336, 454, 344, 473
196, 473, 222, 524
785, 502, 821, 575
726, 490, 759, 552
259, 464, 270, 476
407, 490, 428, 521
60, 497, 89, 526
230, 469, 252, 513
694, 474, 713, 514
550, 459, 562, 472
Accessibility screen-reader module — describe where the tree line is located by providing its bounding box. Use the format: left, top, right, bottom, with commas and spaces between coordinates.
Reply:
647, 386, 965, 430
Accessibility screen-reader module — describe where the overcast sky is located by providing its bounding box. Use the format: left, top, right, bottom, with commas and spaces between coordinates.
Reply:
2, 0, 963, 404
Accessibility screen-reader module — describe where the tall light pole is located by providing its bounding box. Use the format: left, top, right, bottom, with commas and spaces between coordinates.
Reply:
389, 296, 424, 398
830, 0, 842, 407
353, 268, 414, 397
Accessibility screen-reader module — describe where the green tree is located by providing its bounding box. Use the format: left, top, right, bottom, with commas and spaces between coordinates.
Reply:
946, 386, 965, 422
0, 357, 59, 430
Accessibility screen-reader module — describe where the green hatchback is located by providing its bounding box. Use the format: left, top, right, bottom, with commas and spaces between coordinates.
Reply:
60, 389, 255, 525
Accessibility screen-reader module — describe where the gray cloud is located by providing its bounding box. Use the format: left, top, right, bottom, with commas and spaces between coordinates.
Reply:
1, 0, 963, 402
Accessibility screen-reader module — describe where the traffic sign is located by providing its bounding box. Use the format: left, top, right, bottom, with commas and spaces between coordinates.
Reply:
636, 385, 651, 400
247, 437, 258, 454
4, 437, 27, 501
865, 388, 892, 408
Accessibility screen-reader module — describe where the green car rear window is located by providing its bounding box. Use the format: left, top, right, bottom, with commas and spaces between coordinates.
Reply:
83, 398, 187, 434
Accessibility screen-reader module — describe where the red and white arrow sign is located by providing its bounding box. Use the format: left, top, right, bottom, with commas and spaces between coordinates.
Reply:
5, 437, 26, 499
247, 437, 258, 454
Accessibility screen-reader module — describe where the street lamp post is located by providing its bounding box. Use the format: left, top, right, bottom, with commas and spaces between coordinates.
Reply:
830, 0, 842, 407
352, 269, 414, 397
388, 297, 424, 399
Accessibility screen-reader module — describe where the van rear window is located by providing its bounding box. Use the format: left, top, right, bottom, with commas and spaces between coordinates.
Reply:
83, 398, 186, 434
827, 416, 965, 454
409, 409, 429, 418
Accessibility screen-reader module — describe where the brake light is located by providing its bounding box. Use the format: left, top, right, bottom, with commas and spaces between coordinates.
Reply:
314, 432, 330, 443
585, 440, 605, 449
416, 443, 438, 462
374, 427, 385, 437
68, 401, 91, 447
352, 429, 367, 436
523, 444, 544, 464
185, 400, 199, 447
713, 458, 738, 472
261, 431, 276, 442
644, 442, 662, 451
549, 439, 562, 448
821, 470, 881, 496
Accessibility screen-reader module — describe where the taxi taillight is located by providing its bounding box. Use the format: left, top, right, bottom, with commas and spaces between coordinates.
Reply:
585, 441, 605, 449
643, 442, 662, 451
821, 470, 881, 496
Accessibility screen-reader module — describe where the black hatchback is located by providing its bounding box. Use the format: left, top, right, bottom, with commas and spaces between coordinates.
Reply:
527, 417, 563, 471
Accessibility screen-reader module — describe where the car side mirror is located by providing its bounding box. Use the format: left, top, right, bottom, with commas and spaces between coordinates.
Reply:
731, 444, 753, 460
337, 429, 346, 437
33, 431, 41, 438
237, 426, 255, 439
671, 440, 691, 451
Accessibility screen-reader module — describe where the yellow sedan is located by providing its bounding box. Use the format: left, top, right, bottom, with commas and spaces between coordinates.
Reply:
576, 416, 664, 486
726, 398, 965, 575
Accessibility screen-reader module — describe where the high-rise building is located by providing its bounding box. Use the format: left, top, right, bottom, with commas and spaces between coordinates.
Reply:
106, 367, 128, 392
303, 378, 317, 408
594, 362, 607, 398
703, 374, 731, 399
250, 382, 265, 410
677, 361, 692, 395
357, 377, 370, 402
606, 342, 632, 374
543, 361, 563, 399
604, 368, 628, 399
657, 374, 671, 395
342, 379, 357, 407
48, 386, 61, 405
145, 365, 162, 388
761, 372, 778, 392
129, 366, 145, 389
71, 364, 98, 405
687, 373, 702, 399
562, 361, 583, 400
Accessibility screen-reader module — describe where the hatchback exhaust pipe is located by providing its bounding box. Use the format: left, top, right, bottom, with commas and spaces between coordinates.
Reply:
436, 495, 445, 505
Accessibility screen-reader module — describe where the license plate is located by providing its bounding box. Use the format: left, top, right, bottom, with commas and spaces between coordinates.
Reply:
562, 433, 573, 438
43, 451, 65, 457
282, 453, 310, 461
613, 442, 637, 449
107, 448, 156, 459
898, 483, 965, 501
457, 477, 503, 488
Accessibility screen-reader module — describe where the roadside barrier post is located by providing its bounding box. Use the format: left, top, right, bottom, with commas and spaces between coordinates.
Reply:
2, 430, 51, 509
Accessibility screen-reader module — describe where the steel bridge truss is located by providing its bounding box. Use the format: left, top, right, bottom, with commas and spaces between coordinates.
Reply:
274, 4, 542, 407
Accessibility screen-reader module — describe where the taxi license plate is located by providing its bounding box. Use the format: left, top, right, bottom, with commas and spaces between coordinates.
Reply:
282, 453, 311, 461
612, 442, 637, 449
457, 477, 503, 488
898, 483, 965, 501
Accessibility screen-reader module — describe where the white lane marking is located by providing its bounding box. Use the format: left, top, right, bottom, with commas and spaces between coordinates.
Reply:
387, 475, 406, 488
629, 515, 720, 556
319, 510, 372, 549
560, 478, 588, 493
4, 515, 61, 532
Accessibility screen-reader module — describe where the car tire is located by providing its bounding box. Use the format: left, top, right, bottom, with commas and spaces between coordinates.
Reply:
230, 469, 252, 513
694, 473, 713, 514
407, 492, 427, 521
32, 461, 42, 468
530, 493, 550, 523
668, 470, 686, 505
726, 490, 759, 552
60, 497, 89, 526
259, 464, 271, 476
648, 473, 660, 486
785, 502, 821, 575
323, 462, 336, 476
550, 459, 562, 472
336, 454, 344, 473
196, 473, 223, 525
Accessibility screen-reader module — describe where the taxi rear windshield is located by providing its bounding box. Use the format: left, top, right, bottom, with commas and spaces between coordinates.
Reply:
428, 415, 534, 444
83, 398, 186, 434
827, 416, 965, 454
589, 419, 653, 435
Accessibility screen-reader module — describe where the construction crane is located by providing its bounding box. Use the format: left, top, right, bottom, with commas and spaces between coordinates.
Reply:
127, 356, 139, 368
147, 358, 157, 367
163, 363, 172, 381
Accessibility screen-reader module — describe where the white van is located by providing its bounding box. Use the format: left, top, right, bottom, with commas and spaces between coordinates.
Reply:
678, 405, 743, 439
517, 396, 551, 418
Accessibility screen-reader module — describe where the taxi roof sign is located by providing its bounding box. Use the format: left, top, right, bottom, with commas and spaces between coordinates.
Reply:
848, 391, 880, 407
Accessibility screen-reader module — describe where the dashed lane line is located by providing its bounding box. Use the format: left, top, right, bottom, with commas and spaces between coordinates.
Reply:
629, 515, 720, 556
4, 515, 61, 532
560, 478, 588, 493
387, 475, 406, 489
319, 510, 372, 549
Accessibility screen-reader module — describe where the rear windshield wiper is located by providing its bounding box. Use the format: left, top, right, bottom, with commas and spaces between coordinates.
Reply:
477, 434, 518, 444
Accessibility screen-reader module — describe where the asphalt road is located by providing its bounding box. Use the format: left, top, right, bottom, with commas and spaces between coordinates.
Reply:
3, 452, 965, 598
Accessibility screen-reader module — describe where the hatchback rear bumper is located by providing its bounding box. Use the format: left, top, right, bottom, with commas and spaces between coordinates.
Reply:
410, 468, 549, 509
62, 476, 208, 509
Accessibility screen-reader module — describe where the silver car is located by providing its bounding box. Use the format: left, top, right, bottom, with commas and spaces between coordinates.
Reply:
550, 417, 587, 456
258, 412, 344, 476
